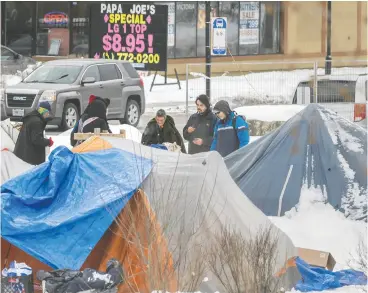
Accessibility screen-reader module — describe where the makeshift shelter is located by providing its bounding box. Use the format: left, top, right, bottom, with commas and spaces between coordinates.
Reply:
2, 137, 299, 292
225, 104, 367, 221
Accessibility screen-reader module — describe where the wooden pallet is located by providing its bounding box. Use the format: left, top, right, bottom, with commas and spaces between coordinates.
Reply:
74, 128, 126, 141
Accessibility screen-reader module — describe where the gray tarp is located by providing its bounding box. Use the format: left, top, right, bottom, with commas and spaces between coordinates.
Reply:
225, 104, 367, 221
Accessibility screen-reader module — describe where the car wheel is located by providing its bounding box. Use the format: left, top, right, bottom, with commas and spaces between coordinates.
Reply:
120, 100, 140, 127
61, 103, 79, 130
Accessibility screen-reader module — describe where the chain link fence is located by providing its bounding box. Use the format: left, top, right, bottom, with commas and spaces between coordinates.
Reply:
185, 60, 367, 122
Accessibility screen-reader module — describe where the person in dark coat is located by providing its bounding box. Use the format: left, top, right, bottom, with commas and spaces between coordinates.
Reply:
14, 101, 54, 165
210, 100, 249, 157
183, 94, 217, 154
141, 109, 186, 153
70, 95, 111, 146
80, 98, 110, 134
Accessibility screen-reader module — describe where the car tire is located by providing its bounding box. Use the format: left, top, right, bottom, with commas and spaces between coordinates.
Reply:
61, 102, 80, 130
119, 100, 140, 127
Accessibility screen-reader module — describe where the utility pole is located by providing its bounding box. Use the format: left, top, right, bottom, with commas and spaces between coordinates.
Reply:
205, 1, 211, 98
325, 0, 332, 75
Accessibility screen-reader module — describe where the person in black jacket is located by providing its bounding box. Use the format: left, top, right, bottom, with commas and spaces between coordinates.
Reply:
141, 109, 186, 153
70, 96, 111, 146
14, 101, 54, 165
183, 94, 217, 154
80, 98, 110, 134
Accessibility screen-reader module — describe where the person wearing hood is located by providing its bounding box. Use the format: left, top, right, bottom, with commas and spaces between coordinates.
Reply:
141, 109, 186, 153
14, 101, 54, 165
210, 100, 249, 157
183, 94, 217, 154
70, 95, 111, 146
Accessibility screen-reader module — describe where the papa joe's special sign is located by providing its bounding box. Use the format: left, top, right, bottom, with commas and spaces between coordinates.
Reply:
89, 3, 168, 71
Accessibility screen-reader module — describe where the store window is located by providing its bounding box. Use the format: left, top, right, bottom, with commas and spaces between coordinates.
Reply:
239, 2, 259, 55
37, 2, 70, 56
239, 1, 280, 55
219, 2, 239, 55
4, 1, 34, 56
175, 2, 197, 58
71, 2, 89, 57
197, 2, 218, 57
260, 2, 280, 54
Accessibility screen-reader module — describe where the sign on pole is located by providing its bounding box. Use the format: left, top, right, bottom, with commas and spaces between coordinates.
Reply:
89, 3, 168, 71
211, 17, 227, 56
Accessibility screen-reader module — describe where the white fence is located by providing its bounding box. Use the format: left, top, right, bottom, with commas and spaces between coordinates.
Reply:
185, 60, 367, 122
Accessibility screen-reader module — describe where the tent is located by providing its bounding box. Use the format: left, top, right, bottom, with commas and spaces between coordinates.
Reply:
225, 104, 367, 221
2, 136, 299, 292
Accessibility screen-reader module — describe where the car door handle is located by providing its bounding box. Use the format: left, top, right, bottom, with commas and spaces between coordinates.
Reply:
99, 84, 104, 88
120, 82, 125, 86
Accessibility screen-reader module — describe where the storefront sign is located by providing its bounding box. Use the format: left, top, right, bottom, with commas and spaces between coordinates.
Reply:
239, 2, 259, 45
89, 3, 168, 71
211, 17, 227, 56
44, 11, 69, 25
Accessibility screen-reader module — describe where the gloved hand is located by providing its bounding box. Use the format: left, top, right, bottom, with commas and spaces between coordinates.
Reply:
49, 137, 54, 147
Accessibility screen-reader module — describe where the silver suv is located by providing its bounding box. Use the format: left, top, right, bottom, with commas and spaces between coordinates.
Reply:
3, 59, 145, 129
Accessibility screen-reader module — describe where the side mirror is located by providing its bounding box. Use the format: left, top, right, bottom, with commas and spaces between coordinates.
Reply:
81, 77, 96, 85
14, 53, 20, 60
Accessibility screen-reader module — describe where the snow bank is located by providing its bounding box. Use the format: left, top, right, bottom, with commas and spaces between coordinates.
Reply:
235, 105, 306, 122
0, 75, 22, 87
269, 186, 367, 271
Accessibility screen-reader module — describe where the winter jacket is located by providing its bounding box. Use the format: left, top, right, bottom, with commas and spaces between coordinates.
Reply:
70, 97, 112, 147
14, 110, 51, 165
141, 115, 186, 153
70, 99, 112, 146
210, 111, 249, 157
183, 109, 217, 154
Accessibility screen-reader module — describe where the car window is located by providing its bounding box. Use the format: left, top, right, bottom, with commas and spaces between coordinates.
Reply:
98, 64, 122, 81
82, 65, 100, 82
122, 63, 139, 78
24, 65, 82, 84
317, 80, 356, 103
1, 47, 15, 60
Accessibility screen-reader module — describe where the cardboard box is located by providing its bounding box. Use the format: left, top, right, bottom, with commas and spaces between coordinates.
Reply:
297, 247, 336, 271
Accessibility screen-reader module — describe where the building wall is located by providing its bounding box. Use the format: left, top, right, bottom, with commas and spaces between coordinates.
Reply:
161, 1, 367, 76
29, 1, 366, 76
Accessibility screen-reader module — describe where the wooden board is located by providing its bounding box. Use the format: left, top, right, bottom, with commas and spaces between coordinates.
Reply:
74, 131, 126, 140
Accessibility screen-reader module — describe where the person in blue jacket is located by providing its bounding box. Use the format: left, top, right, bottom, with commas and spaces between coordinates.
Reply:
210, 100, 249, 157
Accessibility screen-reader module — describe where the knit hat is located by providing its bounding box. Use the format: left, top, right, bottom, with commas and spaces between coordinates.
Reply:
87, 99, 107, 120
196, 94, 210, 109
38, 101, 51, 112
213, 100, 231, 115
89, 95, 97, 104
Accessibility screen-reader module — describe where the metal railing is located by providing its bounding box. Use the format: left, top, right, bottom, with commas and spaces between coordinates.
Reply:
185, 60, 367, 122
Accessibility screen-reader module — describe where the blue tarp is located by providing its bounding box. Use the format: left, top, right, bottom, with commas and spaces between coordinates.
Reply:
225, 105, 367, 220
1, 146, 152, 270
295, 257, 367, 291
150, 144, 168, 151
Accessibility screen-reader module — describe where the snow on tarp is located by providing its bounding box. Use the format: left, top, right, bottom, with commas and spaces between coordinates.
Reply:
1, 146, 152, 270
225, 104, 367, 221
294, 257, 367, 292
270, 186, 367, 271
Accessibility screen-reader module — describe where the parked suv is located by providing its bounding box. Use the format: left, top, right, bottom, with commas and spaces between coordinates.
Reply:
3, 59, 145, 129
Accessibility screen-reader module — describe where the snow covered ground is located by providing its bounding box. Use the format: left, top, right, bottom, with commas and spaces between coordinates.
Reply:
143, 67, 367, 106
270, 186, 367, 272
235, 104, 306, 122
